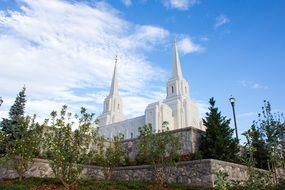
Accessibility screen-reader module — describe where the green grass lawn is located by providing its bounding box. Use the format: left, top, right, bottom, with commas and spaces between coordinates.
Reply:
0, 177, 214, 190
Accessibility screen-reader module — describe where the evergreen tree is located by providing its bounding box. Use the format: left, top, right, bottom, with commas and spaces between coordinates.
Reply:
1, 86, 26, 139
200, 97, 239, 162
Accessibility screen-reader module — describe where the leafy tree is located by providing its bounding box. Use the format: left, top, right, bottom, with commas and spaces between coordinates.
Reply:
136, 122, 181, 185
242, 128, 272, 189
0, 131, 6, 164
243, 128, 258, 169
242, 124, 269, 169
44, 105, 95, 189
1, 86, 26, 140
200, 97, 239, 162
93, 134, 126, 179
253, 101, 285, 184
0, 87, 40, 181
4, 115, 41, 181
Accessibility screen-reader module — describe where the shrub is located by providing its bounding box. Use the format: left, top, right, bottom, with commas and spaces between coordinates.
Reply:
4, 115, 41, 181
44, 105, 95, 189
136, 122, 181, 185
93, 134, 126, 179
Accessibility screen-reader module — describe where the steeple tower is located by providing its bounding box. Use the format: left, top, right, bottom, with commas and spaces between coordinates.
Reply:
172, 39, 183, 79
97, 56, 126, 126
163, 39, 200, 130
165, 40, 189, 99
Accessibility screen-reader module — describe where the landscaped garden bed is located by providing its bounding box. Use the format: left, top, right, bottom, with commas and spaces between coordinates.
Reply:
0, 177, 213, 190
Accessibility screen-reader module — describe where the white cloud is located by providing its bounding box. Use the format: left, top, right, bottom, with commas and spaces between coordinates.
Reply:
123, 96, 153, 117
121, 88, 167, 117
215, 14, 230, 28
177, 37, 204, 54
200, 36, 208, 41
122, 25, 169, 51
195, 100, 208, 118
238, 112, 257, 118
0, 0, 170, 120
240, 80, 269, 90
121, 0, 132, 7
163, 0, 198, 10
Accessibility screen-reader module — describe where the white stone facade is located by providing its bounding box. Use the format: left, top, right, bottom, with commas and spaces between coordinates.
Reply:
98, 115, 145, 139
97, 42, 205, 139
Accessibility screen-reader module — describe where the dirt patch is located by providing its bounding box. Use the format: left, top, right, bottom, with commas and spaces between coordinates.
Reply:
32, 184, 63, 190
1, 178, 16, 186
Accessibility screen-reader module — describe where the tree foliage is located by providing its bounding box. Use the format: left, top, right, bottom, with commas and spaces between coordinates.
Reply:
214, 170, 231, 190
242, 128, 272, 189
44, 105, 95, 189
136, 122, 181, 185
93, 134, 126, 179
245, 100, 285, 184
0, 87, 41, 181
1, 86, 26, 140
242, 124, 269, 169
4, 115, 42, 181
200, 97, 239, 162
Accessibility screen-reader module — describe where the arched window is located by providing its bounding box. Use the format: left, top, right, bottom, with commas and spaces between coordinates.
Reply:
113, 100, 116, 109
171, 86, 174, 94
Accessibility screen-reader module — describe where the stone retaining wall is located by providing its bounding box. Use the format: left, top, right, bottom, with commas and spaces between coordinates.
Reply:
122, 127, 204, 161
0, 158, 270, 187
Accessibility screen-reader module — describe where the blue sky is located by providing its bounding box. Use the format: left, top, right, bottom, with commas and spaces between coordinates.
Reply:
0, 0, 284, 142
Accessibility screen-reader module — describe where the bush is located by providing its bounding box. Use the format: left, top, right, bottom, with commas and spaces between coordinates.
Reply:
44, 105, 95, 189
4, 115, 42, 181
92, 134, 126, 179
136, 122, 181, 185
273, 178, 285, 190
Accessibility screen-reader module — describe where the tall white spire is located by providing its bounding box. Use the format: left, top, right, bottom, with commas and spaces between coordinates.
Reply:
109, 55, 119, 96
166, 39, 189, 99
164, 40, 201, 131
97, 55, 126, 126
172, 39, 183, 79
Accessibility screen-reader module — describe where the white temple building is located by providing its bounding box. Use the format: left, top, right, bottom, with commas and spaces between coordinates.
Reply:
97, 41, 206, 139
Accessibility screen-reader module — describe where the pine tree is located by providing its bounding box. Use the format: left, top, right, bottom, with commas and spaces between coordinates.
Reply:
1, 86, 26, 139
9, 86, 26, 121
200, 97, 239, 162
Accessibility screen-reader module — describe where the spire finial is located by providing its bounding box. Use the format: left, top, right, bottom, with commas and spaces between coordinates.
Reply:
115, 54, 118, 64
